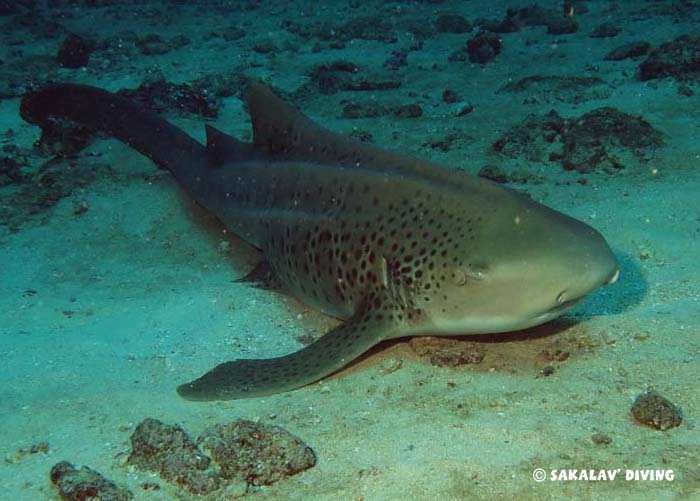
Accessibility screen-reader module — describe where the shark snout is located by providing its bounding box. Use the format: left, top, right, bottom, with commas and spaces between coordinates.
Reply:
578, 236, 618, 296
543, 220, 618, 316
590, 232, 619, 289
559, 261, 618, 310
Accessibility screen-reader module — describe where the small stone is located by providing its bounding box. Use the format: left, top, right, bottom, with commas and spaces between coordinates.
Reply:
136, 34, 170, 55
379, 358, 403, 375
197, 420, 316, 486
402, 19, 435, 41
562, 107, 663, 173
73, 200, 89, 217
480, 4, 580, 36
604, 41, 650, 61
410, 337, 485, 367
442, 89, 458, 103
342, 102, 389, 119
546, 16, 578, 35
344, 78, 401, 92
466, 34, 502, 64
455, 102, 474, 116
539, 350, 570, 363
140, 482, 160, 491
117, 78, 221, 119
435, 13, 472, 34
308, 60, 359, 95
498, 75, 609, 105
222, 26, 246, 41
170, 35, 190, 49
339, 16, 396, 43
394, 103, 423, 118
590, 23, 621, 39
540, 365, 555, 377
252, 39, 276, 54
639, 35, 700, 81
678, 84, 693, 97
50, 461, 133, 501
57, 34, 93, 68
5, 441, 49, 464
591, 433, 613, 445
0, 155, 26, 187
631, 390, 682, 431
127, 418, 220, 495
383, 49, 408, 70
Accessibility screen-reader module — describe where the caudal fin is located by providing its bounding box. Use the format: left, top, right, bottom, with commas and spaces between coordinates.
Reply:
21, 83, 207, 176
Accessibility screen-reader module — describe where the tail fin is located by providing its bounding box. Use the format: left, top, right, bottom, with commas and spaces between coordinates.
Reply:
20, 83, 207, 176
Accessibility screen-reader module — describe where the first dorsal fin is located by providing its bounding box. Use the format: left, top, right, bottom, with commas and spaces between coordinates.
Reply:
247, 80, 386, 164
246, 81, 493, 194
204, 124, 256, 165
247, 81, 320, 155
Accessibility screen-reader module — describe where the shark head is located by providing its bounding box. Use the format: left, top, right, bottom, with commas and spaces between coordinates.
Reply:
421, 186, 619, 335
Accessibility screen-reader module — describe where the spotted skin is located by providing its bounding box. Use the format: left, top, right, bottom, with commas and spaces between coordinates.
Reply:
175, 161, 484, 400
211, 161, 485, 322
20, 82, 618, 401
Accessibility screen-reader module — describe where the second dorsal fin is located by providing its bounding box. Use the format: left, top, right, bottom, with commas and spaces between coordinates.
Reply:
205, 124, 256, 165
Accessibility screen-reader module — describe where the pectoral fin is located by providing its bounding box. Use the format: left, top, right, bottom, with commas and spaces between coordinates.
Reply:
177, 295, 405, 401
234, 259, 282, 292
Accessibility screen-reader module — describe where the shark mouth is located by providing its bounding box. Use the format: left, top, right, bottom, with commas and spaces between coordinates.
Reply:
540, 266, 619, 319
547, 296, 584, 315
532, 296, 584, 323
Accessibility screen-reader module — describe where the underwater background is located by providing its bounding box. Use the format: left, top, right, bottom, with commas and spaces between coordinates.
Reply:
1, 0, 699, 499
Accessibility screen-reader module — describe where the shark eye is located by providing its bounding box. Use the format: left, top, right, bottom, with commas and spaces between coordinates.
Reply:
452, 268, 468, 286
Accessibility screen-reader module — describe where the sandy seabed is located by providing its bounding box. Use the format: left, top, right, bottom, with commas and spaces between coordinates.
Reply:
1, 1, 699, 499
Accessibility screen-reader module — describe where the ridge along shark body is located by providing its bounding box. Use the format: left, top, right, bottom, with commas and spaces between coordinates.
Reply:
20, 82, 619, 401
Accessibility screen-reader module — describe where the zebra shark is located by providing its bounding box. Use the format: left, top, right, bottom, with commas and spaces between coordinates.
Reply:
20, 82, 618, 400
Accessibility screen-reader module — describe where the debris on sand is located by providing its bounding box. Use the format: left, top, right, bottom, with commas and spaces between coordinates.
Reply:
631, 390, 683, 431
198, 420, 317, 486
127, 418, 316, 495
50, 461, 133, 501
